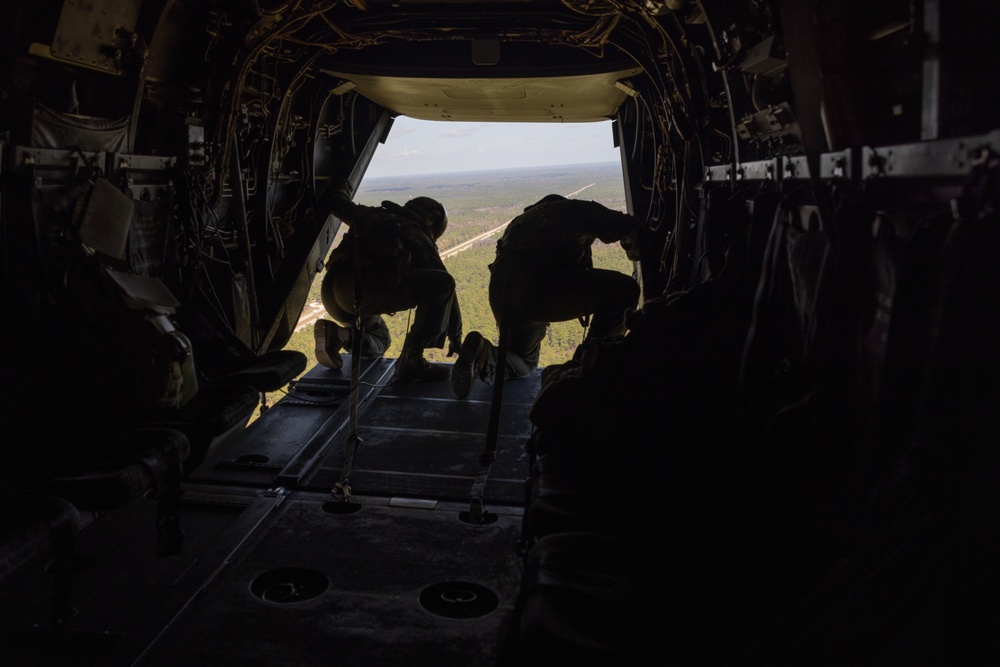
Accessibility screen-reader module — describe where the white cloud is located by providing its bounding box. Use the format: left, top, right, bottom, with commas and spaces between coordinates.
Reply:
442, 127, 477, 137
387, 148, 422, 161
387, 147, 449, 161
366, 119, 619, 177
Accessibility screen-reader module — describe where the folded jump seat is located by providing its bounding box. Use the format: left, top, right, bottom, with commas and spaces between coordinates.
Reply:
8, 428, 191, 558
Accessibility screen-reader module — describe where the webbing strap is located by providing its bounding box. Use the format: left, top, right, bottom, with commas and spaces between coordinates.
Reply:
332, 230, 366, 502
468, 257, 514, 522
333, 328, 363, 501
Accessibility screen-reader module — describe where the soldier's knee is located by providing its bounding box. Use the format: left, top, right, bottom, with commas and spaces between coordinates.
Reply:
431, 270, 456, 297
606, 273, 639, 308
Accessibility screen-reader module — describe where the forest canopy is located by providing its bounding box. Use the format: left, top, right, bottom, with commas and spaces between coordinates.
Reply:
278, 161, 634, 387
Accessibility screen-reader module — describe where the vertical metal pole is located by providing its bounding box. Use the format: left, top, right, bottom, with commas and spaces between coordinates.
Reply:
485, 281, 511, 458
228, 149, 261, 349
335, 248, 366, 501
921, 0, 941, 141
333, 321, 362, 500
348, 322, 362, 451
470, 258, 513, 523
331, 226, 366, 502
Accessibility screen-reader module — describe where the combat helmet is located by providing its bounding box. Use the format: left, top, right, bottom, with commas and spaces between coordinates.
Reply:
404, 196, 448, 240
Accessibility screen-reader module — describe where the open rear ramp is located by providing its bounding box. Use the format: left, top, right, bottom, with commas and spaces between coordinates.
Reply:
0, 360, 541, 666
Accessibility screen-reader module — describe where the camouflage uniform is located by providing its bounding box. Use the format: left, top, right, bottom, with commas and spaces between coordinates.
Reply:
469, 195, 640, 386
320, 198, 462, 363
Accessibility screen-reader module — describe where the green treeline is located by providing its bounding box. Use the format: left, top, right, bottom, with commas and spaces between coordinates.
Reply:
280, 162, 635, 381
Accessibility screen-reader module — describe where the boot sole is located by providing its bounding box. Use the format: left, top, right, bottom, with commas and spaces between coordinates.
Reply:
451, 332, 484, 399
314, 321, 344, 369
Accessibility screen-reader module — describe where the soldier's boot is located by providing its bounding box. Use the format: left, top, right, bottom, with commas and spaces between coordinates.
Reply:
395, 346, 449, 383
451, 331, 489, 399
314, 319, 352, 369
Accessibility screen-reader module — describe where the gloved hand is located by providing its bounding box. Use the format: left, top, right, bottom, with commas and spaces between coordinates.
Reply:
447, 336, 462, 357
620, 225, 645, 261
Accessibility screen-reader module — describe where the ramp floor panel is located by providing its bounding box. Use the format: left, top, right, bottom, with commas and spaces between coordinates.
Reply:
187, 359, 396, 487
135, 496, 524, 667
0, 360, 543, 665
304, 371, 541, 504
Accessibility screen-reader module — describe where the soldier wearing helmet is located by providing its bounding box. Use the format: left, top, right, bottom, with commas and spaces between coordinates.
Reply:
451, 194, 640, 398
315, 187, 462, 383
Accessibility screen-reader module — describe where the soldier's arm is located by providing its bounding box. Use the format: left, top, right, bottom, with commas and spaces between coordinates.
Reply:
320, 180, 366, 225
327, 197, 367, 226
564, 200, 639, 244
400, 225, 447, 271
590, 206, 640, 244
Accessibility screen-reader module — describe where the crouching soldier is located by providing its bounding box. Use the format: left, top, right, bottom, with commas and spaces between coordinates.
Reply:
451, 194, 641, 398
315, 188, 463, 383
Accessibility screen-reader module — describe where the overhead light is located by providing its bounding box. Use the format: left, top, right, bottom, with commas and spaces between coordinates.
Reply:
472, 39, 501, 66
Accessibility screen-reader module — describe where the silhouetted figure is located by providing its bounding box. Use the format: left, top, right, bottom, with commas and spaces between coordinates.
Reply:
315, 192, 462, 383
452, 194, 640, 398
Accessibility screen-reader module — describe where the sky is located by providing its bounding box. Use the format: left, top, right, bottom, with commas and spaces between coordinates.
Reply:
363, 117, 621, 178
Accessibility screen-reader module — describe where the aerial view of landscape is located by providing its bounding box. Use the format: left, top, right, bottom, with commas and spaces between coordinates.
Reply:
281, 160, 635, 396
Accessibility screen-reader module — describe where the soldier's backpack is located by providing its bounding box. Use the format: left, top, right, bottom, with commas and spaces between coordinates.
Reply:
352, 209, 411, 281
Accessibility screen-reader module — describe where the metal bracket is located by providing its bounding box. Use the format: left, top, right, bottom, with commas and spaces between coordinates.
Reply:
469, 497, 484, 525
861, 131, 1000, 179
331, 481, 352, 503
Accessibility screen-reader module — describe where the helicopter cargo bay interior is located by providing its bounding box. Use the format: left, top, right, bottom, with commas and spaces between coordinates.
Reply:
1, 0, 998, 664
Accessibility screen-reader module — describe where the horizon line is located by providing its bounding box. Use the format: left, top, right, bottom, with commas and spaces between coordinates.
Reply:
363, 160, 620, 180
